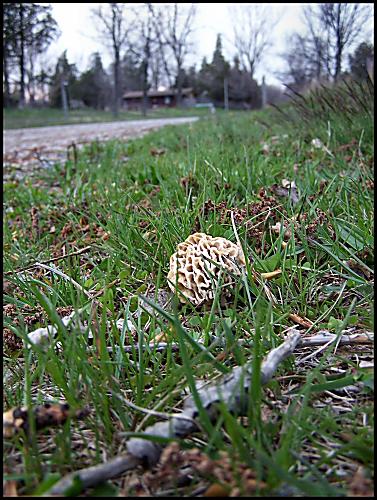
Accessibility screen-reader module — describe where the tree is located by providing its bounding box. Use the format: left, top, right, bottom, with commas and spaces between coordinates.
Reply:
208, 35, 230, 104
230, 4, 275, 79
349, 42, 374, 80
180, 65, 199, 94
92, 4, 131, 116
3, 3, 18, 106
25, 5, 60, 105
71, 53, 110, 109
127, 5, 156, 116
319, 3, 372, 79
122, 54, 143, 91
279, 33, 328, 88
148, 3, 197, 106
228, 56, 261, 109
302, 5, 331, 80
279, 3, 373, 88
3, 3, 59, 107
196, 38, 261, 109
49, 51, 78, 108
196, 57, 212, 98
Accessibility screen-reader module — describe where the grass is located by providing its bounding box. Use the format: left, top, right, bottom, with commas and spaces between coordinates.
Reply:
3, 106, 215, 130
3, 79, 374, 496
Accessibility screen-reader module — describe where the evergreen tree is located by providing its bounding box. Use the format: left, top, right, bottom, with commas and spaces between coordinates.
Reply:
228, 56, 261, 109
49, 51, 78, 108
349, 42, 374, 81
71, 53, 110, 109
122, 54, 143, 91
180, 65, 198, 93
209, 34, 230, 103
197, 35, 230, 105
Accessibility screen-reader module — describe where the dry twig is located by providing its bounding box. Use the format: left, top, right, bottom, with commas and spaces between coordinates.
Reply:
5, 246, 92, 276
43, 331, 302, 495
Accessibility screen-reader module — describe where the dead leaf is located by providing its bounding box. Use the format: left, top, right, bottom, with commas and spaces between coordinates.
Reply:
348, 466, 374, 497
271, 222, 292, 240
204, 483, 229, 497
3, 403, 90, 437
270, 180, 299, 205
261, 269, 282, 280
150, 147, 166, 157
289, 313, 313, 329
346, 259, 371, 280
152, 331, 168, 343
3, 480, 18, 497
30, 206, 40, 238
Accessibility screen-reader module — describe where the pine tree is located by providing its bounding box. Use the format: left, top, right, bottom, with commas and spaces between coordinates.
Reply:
349, 42, 374, 81
70, 53, 110, 109
49, 51, 78, 108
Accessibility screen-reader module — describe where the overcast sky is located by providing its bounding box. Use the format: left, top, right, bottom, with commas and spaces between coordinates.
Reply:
46, 3, 374, 88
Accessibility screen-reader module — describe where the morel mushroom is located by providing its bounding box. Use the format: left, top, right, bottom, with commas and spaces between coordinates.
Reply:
167, 232, 246, 305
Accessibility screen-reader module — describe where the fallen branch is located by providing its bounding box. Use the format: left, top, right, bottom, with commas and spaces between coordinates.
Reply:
98, 330, 374, 354
27, 308, 87, 345
20, 328, 375, 495
26, 312, 135, 347
25, 306, 373, 353
43, 331, 302, 495
45, 454, 141, 496
5, 246, 92, 276
299, 330, 374, 347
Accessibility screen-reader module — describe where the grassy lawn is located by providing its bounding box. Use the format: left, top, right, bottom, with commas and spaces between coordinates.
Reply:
3, 80, 374, 496
3, 106, 214, 130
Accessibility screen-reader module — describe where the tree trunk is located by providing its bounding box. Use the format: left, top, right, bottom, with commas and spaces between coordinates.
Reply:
113, 49, 120, 117
18, 4, 26, 108
28, 51, 36, 107
3, 50, 11, 107
334, 6, 342, 80
176, 66, 183, 107
141, 59, 148, 117
335, 37, 342, 80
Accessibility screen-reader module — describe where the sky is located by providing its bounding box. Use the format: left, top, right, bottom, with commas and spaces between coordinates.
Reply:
46, 3, 374, 88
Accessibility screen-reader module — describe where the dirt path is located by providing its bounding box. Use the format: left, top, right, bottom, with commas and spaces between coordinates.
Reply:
3, 116, 199, 179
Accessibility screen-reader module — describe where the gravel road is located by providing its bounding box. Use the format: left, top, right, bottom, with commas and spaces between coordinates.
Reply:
3, 116, 199, 169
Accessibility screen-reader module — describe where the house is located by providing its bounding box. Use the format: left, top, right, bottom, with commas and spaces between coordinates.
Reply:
122, 87, 195, 110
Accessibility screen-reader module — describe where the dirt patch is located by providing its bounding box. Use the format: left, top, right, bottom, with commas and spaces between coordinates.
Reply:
3, 117, 199, 181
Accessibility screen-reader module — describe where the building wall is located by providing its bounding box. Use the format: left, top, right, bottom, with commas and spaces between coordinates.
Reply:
123, 95, 178, 110
123, 91, 196, 110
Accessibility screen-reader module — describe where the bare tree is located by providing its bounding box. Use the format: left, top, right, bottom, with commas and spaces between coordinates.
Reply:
302, 5, 331, 80
278, 34, 315, 88
4, 3, 59, 108
318, 3, 373, 79
278, 23, 330, 88
230, 4, 275, 79
128, 5, 156, 116
149, 49, 163, 90
148, 3, 197, 106
147, 5, 173, 88
279, 3, 373, 88
92, 4, 130, 116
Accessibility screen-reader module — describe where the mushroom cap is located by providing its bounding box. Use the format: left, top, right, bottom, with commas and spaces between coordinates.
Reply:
167, 232, 246, 305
